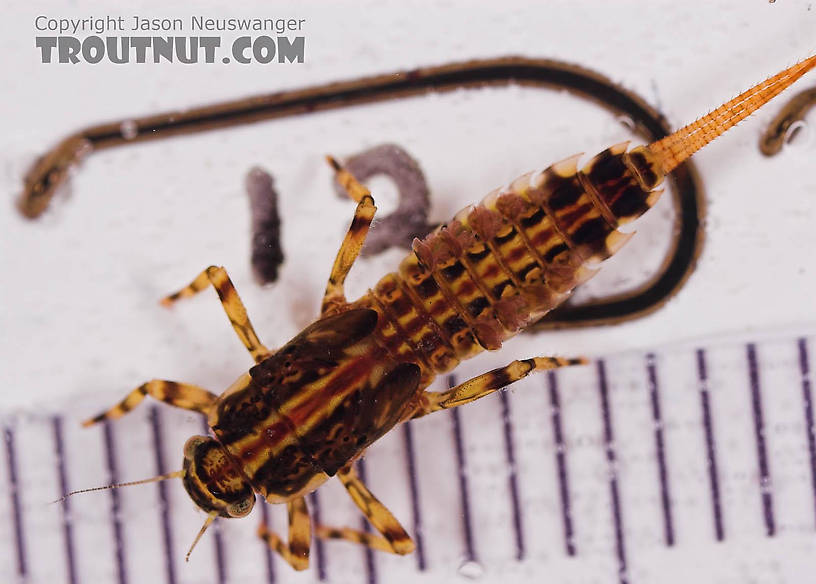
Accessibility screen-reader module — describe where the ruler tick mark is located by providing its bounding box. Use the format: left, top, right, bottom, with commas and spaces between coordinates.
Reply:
547, 371, 576, 556
746, 344, 775, 537
4, 426, 28, 578
52, 416, 78, 584
308, 491, 327, 581
102, 420, 128, 584
798, 338, 816, 529
402, 422, 427, 570
696, 349, 725, 541
149, 407, 177, 584
357, 459, 378, 584
449, 375, 478, 565
646, 354, 675, 546
597, 361, 628, 584
499, 390, 526, 560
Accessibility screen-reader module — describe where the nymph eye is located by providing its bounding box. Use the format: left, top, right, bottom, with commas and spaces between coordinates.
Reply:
227, 497, 254, 518
183, 436, 209, 460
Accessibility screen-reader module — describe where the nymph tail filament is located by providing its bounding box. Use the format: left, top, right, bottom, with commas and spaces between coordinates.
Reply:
647, 54, 816, 173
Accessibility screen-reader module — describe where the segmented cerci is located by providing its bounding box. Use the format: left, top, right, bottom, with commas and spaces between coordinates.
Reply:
68, 56, 816, 569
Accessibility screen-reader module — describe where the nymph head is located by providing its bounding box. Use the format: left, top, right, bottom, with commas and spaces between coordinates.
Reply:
55, 434, 257, 561
181, 435, 256, 519
179, 435, 257, 559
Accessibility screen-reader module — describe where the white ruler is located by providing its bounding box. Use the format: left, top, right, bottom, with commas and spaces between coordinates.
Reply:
2, 331, 816, 584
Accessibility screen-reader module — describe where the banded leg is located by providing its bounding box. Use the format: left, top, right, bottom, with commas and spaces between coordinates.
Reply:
82, 380, 217, 427
414, 356, 587, 417
321, 156, 377, 315
161, 265, 271, 362
314, 464, 414, 554
257, 497, 311, 571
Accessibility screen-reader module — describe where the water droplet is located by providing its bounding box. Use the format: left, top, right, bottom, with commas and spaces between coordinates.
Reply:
120, 120, 138, 140
75, 139, 94, 159
458, 560, 484, 579
783, 120, 812, 151
616, 115, 636, 132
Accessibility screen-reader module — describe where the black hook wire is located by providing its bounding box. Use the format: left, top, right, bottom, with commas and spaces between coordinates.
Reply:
18, 56, 705, 328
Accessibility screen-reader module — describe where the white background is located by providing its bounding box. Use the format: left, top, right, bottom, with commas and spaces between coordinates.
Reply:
1, 1, 815, 583
1, 1, 815, 409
